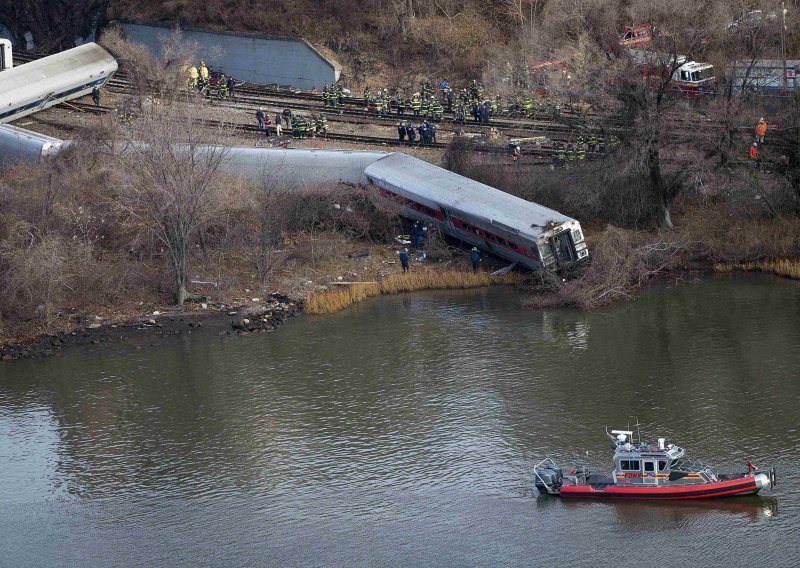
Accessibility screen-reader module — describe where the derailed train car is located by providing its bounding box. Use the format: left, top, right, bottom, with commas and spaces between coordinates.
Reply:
0, 124, 64, 168
0, 42, 117, 124
364, 153, 588, 270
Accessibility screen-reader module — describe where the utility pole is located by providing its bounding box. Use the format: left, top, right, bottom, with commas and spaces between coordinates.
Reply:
782, 1, 788, 92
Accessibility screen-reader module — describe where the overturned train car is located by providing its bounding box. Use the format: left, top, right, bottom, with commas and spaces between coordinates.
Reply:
364, 153, 588, 270
0, 42, 117, 124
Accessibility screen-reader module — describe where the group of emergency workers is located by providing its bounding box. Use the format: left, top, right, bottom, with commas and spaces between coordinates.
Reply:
396, 120, 437, 145
186, 61, 236, 99
549, 133, 607, 169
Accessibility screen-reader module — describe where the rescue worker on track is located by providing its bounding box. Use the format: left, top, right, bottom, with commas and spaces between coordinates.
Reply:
316, 114, 328, 135
755, 117, 767, 144
565, 142, 575, 166
512, 144, 521, 172
398, 122, 406, 142
406, 121, 417, 144
218, 74, 228, 99
411, 93, 421, 116
91, 86, 101, 107
187, 64, 199, 89
199, 60, 209, 85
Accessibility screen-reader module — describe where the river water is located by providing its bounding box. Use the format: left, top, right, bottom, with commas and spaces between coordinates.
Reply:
1, 273, 799, 567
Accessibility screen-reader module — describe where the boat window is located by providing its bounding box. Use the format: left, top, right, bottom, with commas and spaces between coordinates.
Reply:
620, 460, 640, 471
658, 460, 668, 471
644, 461, 655, 472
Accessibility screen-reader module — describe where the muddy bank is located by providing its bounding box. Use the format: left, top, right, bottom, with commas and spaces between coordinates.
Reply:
0, 293, 301, 362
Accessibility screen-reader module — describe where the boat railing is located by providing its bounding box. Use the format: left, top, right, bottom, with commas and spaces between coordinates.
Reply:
670, 459, 719, 481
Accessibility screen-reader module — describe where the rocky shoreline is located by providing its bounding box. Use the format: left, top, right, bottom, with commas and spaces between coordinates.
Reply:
0, 293, 302, 362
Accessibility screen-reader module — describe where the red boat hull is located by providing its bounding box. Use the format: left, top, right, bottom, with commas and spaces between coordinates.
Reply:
560, 478, 760, 500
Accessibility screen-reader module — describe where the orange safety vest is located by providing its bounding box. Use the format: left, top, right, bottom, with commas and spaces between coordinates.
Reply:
755, 122, 767, 137
749, 146, 758, 159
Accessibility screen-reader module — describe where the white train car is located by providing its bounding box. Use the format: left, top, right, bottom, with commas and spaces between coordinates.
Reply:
0, 124, 65, 168
0, 42, 117, 124
364, 153, 588, 270
0, 39, 11, 71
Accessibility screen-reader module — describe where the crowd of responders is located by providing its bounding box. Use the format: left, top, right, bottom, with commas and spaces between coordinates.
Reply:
320, 79, 568, 123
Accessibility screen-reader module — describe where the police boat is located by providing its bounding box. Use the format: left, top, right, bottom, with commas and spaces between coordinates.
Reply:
534, 428, 776, 500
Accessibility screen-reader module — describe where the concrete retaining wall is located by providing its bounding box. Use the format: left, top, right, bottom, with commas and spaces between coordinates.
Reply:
121, 22, 340, 90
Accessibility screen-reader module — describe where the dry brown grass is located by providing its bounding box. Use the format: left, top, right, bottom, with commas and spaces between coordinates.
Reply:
714, 259, 800, 279
304, 270, 522, 314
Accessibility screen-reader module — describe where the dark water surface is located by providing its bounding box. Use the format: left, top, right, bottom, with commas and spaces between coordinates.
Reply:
1, 273, 799, 567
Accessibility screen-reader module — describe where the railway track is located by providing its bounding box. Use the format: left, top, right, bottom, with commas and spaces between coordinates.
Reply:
14, 50, 737, 139
12, 50, 743, 138
42, 100, 578, 166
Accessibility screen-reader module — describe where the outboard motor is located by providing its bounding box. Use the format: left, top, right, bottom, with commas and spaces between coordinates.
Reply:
534, 464, 563, 495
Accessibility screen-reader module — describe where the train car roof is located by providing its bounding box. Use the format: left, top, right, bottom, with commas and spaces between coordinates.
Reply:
364, 153, 574, 236
0, 43, 116, 99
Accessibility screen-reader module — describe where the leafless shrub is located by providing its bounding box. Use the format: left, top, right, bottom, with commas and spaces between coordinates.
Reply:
100, 25, 200, 107
526, 226, 693, 310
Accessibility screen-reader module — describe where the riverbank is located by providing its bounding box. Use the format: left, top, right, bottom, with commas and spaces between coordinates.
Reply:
0, 294, 301, 361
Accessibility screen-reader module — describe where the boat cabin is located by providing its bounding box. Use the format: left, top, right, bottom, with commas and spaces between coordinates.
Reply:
609, 430, 709, 485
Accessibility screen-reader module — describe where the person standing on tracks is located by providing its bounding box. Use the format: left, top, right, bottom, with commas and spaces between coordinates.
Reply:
188, 65, 199, 89
399, 248, 410, 273
256, 108, 265, 130
512, 144, 522, 173
91, 86, 101, 107
406, 122, 416, 144
430, 122, 437, 144
282, 108, 293, 128
274, 117, 282, 138
397, 122, 406, 143
420, 121, 430, 145
470, 247, 481, 272
218, 74, 228, 99
557, 143, 567, 169
411, 93, 421, 117
565, 142, 575, 167
755, 118, 767, 144
199, 61, 209, 85
226, 76, 236, 100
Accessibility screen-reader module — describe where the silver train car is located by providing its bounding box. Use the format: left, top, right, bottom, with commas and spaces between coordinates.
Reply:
364, 153, 588, 270
0, 39, 11, 71
0, 124, 65, 168
0, 42, 117, 124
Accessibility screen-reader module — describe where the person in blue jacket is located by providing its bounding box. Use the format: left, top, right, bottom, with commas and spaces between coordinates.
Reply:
399, 248, 410, 272
469, 247, 481, 272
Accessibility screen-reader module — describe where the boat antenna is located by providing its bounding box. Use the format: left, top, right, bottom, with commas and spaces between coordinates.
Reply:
635, 416, 641, 444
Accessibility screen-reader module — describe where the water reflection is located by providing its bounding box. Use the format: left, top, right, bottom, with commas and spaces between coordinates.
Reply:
1, 275, 799, 566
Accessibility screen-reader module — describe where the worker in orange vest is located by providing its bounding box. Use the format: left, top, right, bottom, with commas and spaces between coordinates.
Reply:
755, 117, 767, 144
749, 142, 759, 168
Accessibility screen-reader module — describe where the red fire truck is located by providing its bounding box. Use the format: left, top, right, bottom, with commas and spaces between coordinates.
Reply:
619, 25, 653, 48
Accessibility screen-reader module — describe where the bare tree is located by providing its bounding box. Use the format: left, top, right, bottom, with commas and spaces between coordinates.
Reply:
115, 105, 233, 305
